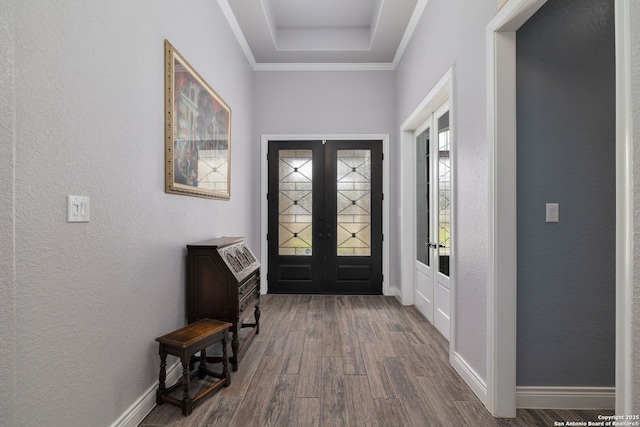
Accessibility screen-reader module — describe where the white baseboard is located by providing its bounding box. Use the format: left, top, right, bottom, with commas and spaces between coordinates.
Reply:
450, 353, 615, 411
452, 352, 488, 407
389, 285, 402, 301
110, 361, 181, 427
516, 386, 615, 410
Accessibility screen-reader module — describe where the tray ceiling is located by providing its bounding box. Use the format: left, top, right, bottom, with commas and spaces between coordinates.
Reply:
218, 0, 427, 70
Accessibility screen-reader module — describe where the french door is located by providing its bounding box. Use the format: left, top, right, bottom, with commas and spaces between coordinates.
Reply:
267, 140, 383, 294
414, 103, 452, 340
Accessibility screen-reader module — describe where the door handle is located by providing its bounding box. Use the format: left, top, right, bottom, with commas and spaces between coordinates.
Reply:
317, 219, 323, 238
326, 224, 332, 238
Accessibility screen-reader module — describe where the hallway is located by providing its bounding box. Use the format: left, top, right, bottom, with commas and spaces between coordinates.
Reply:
141, 295, 610, 426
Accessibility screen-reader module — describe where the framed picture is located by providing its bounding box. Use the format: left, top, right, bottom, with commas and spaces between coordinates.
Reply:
165, 39, 231, 200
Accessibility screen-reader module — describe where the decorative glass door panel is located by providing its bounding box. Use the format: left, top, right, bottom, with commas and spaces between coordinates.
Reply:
337, 150, 371, 257
278, 149, 313, 256
437, 112, 451, 277
268, 140, 383, 294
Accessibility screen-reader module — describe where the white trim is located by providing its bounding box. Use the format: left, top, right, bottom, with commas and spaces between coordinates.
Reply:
110, 362, 181, 427
218, 0, 429, 72
217, 0, 257, 69
399, 67, 455, 356
389, 285, 402, 302
452, 352, 488, 407
516, 387, 616, 410
400, 69, 452, 307
614, 0, 633, 416
391, 0, 430, 67
487, 0, 630, 418
253, 62, 396, 72
260, 134, 390, 296
486, 0, 547, 418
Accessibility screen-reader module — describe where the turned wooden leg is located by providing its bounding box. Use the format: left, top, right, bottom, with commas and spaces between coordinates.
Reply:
255, 303, 261, 334
222, 331, 231, 386
156, 346, 167, 405
181, 359, 192, 416
231, 331, 239, 371
189, 354, 196, 371
198, 348, 207, 379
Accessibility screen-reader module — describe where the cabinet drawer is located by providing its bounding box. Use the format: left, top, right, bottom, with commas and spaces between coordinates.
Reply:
238, 274, 258, 299
239, 288, 258, 313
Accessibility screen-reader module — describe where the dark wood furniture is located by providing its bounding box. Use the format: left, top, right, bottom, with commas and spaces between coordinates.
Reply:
186, 237, 260, 371
155, 318, 232, 416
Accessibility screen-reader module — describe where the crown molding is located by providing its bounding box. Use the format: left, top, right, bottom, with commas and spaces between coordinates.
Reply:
218, 0, 428, 72
252, 62, 396, 71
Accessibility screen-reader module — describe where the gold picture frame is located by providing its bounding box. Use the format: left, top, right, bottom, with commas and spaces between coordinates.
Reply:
165, 39, 231, 200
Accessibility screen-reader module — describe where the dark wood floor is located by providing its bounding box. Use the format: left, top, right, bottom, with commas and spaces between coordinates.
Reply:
141, 294, 611, 426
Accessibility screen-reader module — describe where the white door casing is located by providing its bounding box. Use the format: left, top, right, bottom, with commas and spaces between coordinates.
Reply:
260, 134, 391, 297
401, 68, 454, 352
413, 101, 452, 341
487, 0, 632, 417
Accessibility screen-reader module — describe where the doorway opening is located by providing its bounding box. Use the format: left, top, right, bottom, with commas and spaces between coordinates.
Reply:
487, 0, 630, 417
400, 68, 455, 352
267, 139, 383, 294
414, 102, 452, 340
260, 135, 390, 296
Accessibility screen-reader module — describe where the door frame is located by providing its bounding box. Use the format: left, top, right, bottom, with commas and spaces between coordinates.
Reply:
411, 99, 453, 339
261, 134, 390, 296
400, 68, 455, 357
486, 0, 633, 417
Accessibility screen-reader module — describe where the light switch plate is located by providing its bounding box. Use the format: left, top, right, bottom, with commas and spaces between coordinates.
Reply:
546, 203, 559, 223
67, 195, 90, 222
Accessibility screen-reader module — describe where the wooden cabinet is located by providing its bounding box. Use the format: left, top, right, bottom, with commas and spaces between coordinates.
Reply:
186, 237, 260, 371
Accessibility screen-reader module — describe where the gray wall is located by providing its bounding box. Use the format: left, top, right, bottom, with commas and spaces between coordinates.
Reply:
516, 0, 616, 386
0, 0, 255, 425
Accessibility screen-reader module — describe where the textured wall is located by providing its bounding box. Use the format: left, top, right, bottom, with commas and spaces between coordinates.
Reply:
632, 0, 640, 415
516, 0, 616, 386
395, 0, 496, 379
0, 2, 16, 426
7, 0, 254, 425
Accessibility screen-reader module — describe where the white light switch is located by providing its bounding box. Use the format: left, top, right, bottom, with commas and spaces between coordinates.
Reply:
546, 203, 559, 223
67, 195, 90, 222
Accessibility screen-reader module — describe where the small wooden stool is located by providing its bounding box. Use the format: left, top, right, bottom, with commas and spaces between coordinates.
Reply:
155, 318, 232, 416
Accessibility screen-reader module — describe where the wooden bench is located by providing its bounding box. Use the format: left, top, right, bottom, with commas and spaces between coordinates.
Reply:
155, 318, 232, 416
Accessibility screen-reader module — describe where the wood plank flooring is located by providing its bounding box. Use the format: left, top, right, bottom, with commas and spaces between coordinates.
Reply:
141, 294, 611, 427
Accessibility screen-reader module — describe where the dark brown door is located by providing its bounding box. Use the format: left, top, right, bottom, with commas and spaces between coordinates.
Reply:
267, 140, 383, 294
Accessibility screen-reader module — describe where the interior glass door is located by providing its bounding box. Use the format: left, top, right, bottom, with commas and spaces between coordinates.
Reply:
414, 125, 434, 322
414, 102, 452, 340
434, 107, 451, 339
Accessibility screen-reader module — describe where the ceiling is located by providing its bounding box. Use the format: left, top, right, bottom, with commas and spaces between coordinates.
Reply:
218, 0, 428, 70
